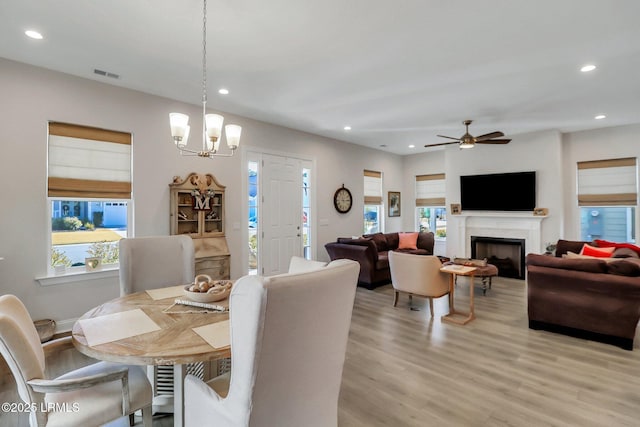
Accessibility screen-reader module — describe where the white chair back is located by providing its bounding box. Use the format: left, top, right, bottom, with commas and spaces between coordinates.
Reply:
185, 258, 360, 427
389, 251, 449, 297
0, 295, 46, 407
118, 235, 195, 295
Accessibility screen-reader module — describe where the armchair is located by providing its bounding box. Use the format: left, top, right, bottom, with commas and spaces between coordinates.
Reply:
0, 294, 152, 427
388, 251, 451, 317
184, 259, 360, 427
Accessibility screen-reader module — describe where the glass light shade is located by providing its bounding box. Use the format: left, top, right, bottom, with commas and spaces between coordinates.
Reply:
213, 139, 221, 152
169, 113, 189, 137
225, 124, 242, 150
205, 114, 224, 141
460, 142, 474, 149
177, 125, 190, 149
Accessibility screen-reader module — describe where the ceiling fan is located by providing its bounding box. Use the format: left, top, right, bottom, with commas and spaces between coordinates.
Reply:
424, 119, 511, 149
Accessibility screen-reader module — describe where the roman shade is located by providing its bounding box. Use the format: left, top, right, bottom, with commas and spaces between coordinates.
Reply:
48, 122, 132, 199
577, 157, 637, 206
416, 173, 446, 206
364, 170, 382, 204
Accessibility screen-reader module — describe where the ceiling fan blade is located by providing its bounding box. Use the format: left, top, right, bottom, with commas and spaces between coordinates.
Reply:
476, 139, 511, 144
424, 141, 460, 148
474, 131, 504, 142
436, 135, 461, 141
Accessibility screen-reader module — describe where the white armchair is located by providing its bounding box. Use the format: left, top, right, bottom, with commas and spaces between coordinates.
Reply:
0, 294, 152, 427
184, 258, 360, 427
388, 251, 451, 317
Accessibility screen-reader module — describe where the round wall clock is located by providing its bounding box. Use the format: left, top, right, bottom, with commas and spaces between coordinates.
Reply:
333, 184, 353, 213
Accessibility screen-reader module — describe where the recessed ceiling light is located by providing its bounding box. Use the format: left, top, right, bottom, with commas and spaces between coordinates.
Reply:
343, 126, 351, 131
25, 30, 43, 40
595, 114, 606, 120
580, 64, 596, 72
408, 145, 415, 148
218, 88, 229, 95
380, 144, 387, 147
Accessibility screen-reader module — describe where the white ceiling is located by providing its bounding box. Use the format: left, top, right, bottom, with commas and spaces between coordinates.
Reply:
2, 0, 640, 155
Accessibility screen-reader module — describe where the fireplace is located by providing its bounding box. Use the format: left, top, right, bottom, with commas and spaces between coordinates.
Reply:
471, 236, 526, 280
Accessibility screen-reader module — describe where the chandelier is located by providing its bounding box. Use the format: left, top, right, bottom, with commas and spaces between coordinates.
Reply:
169, 0, 241, 158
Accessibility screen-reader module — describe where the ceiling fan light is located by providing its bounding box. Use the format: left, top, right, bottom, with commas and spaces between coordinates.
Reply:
460, 142, 474, 149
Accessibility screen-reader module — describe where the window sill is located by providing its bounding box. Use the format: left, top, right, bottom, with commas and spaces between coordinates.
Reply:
36, 265, 119, 287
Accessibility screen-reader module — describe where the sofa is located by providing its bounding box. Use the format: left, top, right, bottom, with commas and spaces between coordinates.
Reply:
324, 232, 435, 289
526, 239, 640, 350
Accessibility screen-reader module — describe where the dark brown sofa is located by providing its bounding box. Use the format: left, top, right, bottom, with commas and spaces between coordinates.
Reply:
324, 232, 434, 289
526, 239, 640, 350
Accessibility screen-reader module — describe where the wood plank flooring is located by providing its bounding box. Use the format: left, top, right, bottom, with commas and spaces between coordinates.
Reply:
2, 276, 640, 426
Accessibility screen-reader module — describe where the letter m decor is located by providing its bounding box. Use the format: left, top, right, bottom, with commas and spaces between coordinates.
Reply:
192, 195, 212, 211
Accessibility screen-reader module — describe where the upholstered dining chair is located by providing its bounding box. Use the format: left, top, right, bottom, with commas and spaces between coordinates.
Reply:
118, 234, 195, 414
184, 258, 360, 427
0, 294, 152, 427
118, 235, 195, 296
388, 251, 451, 317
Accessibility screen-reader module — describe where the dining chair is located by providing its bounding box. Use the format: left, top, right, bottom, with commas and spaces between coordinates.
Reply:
0, 294, 152, 427
388, 251, 452, 316
184, 258, 360, 427
118, 235, 195, 296
118, 234, 195, 414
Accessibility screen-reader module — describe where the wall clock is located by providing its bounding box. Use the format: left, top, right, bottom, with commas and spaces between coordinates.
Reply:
333, 184, 353, 214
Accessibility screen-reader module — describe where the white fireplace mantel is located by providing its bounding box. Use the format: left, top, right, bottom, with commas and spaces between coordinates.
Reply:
456, 211, 547, 257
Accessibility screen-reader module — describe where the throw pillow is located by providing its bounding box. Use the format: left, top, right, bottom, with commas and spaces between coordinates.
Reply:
593, 239, 640, 256
612, 247, 640, 258
398, 232, 418, 250
580, 244, 615, 258
564, 251, 619, 263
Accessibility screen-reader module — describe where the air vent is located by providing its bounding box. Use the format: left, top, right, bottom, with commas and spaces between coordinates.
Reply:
93, 69, 120, 79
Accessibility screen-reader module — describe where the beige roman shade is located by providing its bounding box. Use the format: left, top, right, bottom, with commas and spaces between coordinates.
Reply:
577, 157, 637, 206
416, 173, 446, 206
48, 122, 132, 199
364, 170, 382, 204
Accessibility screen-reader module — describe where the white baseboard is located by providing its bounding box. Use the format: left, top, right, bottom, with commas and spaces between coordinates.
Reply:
55, 318, 77, 334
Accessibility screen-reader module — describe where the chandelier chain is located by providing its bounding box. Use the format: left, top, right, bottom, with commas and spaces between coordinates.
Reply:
202, 0, 207, 106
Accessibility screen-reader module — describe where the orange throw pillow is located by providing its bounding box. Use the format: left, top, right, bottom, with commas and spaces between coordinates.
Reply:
398, 232, 419, 250
580, 243, 615, 258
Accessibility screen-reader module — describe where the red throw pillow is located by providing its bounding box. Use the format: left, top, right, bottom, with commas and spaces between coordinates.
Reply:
580, 243, 615, 258
593, 239, 640, 256
398, 232, 419, 250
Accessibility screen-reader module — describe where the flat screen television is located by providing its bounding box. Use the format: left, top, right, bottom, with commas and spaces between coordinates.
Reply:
460, 171, 536, 211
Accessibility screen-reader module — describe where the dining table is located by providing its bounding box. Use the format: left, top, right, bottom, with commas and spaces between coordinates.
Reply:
71, 285, 231, 427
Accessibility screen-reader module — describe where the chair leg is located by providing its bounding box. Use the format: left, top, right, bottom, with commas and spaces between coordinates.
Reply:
141, 405, 153, 427
393, 291, 399, 307
428, 298, 434, 317
129, 414, 134, 426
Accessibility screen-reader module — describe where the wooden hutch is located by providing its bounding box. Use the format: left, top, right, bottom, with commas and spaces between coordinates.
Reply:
169, 173, 230, 279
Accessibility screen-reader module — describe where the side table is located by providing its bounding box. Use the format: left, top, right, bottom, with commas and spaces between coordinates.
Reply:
439, 265, 477, 325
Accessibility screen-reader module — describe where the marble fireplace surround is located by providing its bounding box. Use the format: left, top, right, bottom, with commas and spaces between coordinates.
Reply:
456, 212, 547, 258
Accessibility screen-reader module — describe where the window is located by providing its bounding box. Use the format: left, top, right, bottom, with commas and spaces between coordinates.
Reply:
577, 157, 637, 242
364, 170, 382, 234
415, 174, 446, 239
248, 160, 259, 274
48, 122, 131, 273
302, 167, 311, 259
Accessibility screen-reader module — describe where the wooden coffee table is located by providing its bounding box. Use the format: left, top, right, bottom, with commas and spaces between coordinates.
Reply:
439, 265, 477, 325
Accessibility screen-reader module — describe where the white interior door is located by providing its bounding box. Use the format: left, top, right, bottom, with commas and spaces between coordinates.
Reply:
261, 154, 302, 275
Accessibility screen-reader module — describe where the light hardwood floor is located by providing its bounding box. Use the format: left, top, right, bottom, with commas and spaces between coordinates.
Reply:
3, 277, 640, 426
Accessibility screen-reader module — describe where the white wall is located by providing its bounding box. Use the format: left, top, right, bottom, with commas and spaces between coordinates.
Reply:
562, 123, 640, 240
2, 57, 639, 324
0, 58, 402, 322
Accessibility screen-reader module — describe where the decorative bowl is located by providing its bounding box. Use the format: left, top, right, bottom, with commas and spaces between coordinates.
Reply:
183, 280, 232, 303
